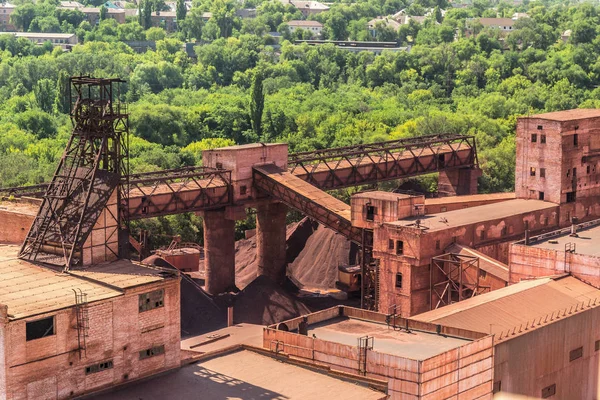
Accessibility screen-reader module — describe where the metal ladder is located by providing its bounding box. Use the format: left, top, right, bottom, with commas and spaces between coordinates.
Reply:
73, 289, 89, 359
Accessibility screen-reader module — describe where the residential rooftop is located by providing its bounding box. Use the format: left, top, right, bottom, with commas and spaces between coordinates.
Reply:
307, 316, 471, 360
287, 20, 324, 27
414, 276, 600, 342
389, 198, 555, 232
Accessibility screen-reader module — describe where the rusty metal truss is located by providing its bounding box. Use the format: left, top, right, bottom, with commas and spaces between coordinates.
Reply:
125, 166, 232, 220
19, 77, 128, 270
288, 134, 478, 190
430, 253, 490, 310
253, 164, 363, 244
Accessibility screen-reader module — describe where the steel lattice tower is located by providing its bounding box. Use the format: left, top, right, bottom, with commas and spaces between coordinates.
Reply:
19, 77, 129, 270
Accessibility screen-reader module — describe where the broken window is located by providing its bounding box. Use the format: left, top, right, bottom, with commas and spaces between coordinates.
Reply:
541, 134, 546, 144
240, 185, 247, 195
566, 192, 576, 203
542, 384, 556, 398
140, 345, 165, 360
26, 316, 55, 341
388, 239, 394, 250
531, 134, 537, 143
569, 346, 583, 362
530, 167, 536, 177
215, 162, 223, 169
574, 134, 578, 146
86, 360, 113, 375
139, 289, 164, 313
537, 125, 543, 130
395, 273, 403, 288
540, 168, 546, 178
587, 165, 591, 174
396, 240, 404, 255
493, 381, 502, 394
479, 269, 487, 279
366, 205, 376, 221
539, 192, 545, 201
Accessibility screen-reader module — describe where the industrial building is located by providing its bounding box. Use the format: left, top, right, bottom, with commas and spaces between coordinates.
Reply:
1, 74, 600, 399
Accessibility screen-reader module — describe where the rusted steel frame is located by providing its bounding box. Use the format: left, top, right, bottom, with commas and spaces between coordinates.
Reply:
252, 170, 362, 244
288, 133, 468, 163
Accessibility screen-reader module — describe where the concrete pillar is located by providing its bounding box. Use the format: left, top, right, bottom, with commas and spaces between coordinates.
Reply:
256, 202, 288, 283
203, 208, 236, 295
437, 168, 481, 197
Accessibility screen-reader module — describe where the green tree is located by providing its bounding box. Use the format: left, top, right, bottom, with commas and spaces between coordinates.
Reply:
249, 69, 265, 139
10, 4, 37, 32
176, 0, 187, 23
54, 70, 70, 115
34, 79, 55, 114
99, 5, 107, 21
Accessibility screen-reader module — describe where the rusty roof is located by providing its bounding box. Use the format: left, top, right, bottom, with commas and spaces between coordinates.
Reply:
413, 276, 600, 342
0, 245, 171, 320
424, 192, 514, 206
390, 198, 556, 232
521, 109, 600, 122
445, 243, 509, 282
0, 245, 121, 320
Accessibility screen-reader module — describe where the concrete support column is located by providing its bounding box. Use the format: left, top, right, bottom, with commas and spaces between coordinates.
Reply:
256, 202, 288, 284
203, 208, 236, 295
437, 168, 481, 197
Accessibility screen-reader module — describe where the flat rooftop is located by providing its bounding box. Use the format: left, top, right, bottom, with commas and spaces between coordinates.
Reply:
424, 192, 515, 206
521, 109, 600, 122
307, 316, 470, 360
389, 198, 556, 232
91, 349, 385, 400
527, 222, 600, 257
0, 245, 171, 320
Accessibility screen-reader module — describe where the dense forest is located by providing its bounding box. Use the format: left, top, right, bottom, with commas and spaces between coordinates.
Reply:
1, 0, 599, 244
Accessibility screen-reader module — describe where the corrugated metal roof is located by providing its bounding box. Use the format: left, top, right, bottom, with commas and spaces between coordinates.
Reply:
445, 243, 509, 282
414, 276, 600, 340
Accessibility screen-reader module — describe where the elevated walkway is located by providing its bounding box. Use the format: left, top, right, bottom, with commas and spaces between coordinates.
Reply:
253, 164, 362, 244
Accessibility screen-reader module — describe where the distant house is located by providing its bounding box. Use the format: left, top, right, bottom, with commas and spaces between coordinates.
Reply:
511, 12, 529, 20
236, 8, 257, 19
59, 1, 84, 9
8, 32, 78, 49
151, 10, 177, 32
0, 2, 16, 32
284, 0, 329, 17
561, 29, 571, 43
287, 20, 323, 37
367, 17, 401, 37
202, 12, 212, 22
466, 17, 515, 37
80, 7, 126, 25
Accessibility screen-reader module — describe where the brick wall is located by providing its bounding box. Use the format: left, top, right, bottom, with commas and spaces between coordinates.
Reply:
3, 278, 180, 400
0, 211, 34, 245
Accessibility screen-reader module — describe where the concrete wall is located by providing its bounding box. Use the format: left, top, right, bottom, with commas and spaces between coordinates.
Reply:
0, 210, 34, 245
3, 278, 180, 400
351, 193, 425, 230
509, 243, 600, 288
263, 307, 492, 400
494, 305, 600, 399
203, 143, 288, 204
82, 189, 119, 266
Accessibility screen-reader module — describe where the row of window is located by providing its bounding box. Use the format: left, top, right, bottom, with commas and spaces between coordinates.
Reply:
531, 132, 579, 146
25, 289, 165, 342
84, 345, 166, 375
